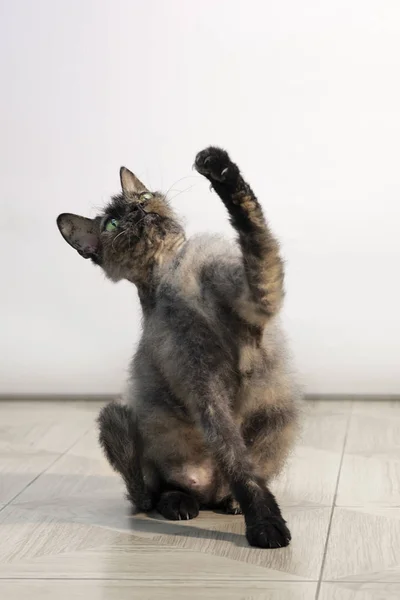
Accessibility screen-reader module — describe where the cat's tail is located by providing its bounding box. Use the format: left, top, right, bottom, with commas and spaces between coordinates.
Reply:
97, 401, 154, 512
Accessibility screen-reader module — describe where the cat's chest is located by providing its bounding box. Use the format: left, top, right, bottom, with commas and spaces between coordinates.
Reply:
157, 262, 219, 321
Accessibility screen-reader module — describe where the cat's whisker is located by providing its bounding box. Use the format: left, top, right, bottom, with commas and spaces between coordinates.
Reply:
133, 214, 149, 229
166, 184, 195, 203
163, 175, 200, 200
112, 229, 128, 249
90, 203, 106, 212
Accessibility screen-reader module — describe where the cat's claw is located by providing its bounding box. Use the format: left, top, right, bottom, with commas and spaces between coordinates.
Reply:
221, 167, 229, 178
220, 496, 243, 515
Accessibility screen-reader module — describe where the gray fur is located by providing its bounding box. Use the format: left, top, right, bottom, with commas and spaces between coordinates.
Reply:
58, 147, 301, 548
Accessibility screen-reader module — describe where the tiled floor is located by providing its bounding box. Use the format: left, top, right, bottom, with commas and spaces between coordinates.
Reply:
0, 400, 398, 599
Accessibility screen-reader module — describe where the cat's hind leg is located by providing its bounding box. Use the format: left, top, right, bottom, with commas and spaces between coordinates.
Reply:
217, 495, 243, 515
97, 401, 155, 512
143, 434, 212, 521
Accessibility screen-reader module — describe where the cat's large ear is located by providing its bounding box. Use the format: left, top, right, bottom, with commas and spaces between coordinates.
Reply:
120, 166, 147, 195
57, 213, 100, 259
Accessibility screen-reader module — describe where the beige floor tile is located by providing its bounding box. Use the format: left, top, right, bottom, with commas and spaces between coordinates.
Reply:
128, 507, 330, 580
302, 401, 352, 451
0, 402, 99, 455
304, 400, 353, 419
0, 451, 62, 505
10, 428, 123, 507
337, 402, 400, 506
319, 582, 400, 600
0, 400, 101, 423
344, 402, 400, 455
0, 421, 90, 456
67, 426, 106, 460
0, 402, 102, 505
350, 401, 400, 420
273, 447, 344, 508
337, 454, 400, 507
273, 400, 349, 507
323, 507, 400, 582
0, 580, 318, 600
0, 503, 331, 581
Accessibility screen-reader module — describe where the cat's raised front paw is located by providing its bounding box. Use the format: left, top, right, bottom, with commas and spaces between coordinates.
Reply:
194, 147, 239, 183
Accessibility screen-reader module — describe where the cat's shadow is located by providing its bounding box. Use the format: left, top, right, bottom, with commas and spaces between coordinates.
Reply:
6, 471, 250, 548
129, 509, 250, 548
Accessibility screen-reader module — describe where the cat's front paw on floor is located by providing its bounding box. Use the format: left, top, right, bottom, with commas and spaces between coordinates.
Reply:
245, 515, 291, 549
157, 491, 200, 521
194, 146, 239, 183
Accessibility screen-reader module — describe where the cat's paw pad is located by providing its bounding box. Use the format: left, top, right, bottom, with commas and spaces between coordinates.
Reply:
245, 516, 291, 549
157, 491, 200, 521
194, 147, 239, 183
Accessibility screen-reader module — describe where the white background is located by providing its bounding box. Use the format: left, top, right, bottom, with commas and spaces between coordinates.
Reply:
1, 0, 399, 395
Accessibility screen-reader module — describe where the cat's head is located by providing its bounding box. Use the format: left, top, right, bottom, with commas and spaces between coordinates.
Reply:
57, 167, 185, 284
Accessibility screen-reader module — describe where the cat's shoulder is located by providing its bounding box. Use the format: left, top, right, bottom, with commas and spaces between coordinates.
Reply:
175, 233, 240, 271
158, 233, 242, 296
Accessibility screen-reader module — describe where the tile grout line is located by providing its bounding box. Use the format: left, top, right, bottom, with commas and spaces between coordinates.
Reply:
0, 577, 318, 582
2, 424, 96, 510
314, 402, 354, 600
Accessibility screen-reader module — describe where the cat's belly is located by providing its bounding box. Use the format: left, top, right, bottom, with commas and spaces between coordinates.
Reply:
167, 458, 229, 504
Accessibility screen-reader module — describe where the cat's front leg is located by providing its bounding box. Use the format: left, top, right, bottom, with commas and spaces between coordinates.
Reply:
195, 146, 284, 325
188, 391, 291, 548
156, 325, 291, 547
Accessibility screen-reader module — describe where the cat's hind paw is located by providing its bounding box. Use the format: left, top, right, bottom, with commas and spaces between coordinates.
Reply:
157, 491, 200, 521
220, 496, 243, 515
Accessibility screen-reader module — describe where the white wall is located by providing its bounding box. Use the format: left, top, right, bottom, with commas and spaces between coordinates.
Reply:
1, 0, 399, 395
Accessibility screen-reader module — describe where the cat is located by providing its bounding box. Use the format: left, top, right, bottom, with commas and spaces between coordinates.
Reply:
57, 146, 301, 549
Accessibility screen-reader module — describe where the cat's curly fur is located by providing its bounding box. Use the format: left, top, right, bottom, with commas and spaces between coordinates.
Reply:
57, 146, 301, 549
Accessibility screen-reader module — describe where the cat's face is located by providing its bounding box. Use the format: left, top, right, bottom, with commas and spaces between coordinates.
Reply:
57, 167, 184, 284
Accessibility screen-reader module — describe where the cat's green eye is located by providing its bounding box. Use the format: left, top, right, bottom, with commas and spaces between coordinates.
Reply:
141, 192, 153, 201
105, 218, 119, 232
